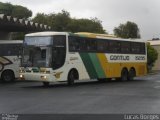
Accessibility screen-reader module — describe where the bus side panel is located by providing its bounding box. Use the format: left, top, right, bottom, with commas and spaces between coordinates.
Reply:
65, 52, 90, 81
88, 53, 106, 78
96, 53, 108, 78
103, 63, 147, 78
0, 56, 20, 79
96, 53, 122, 78
133, 63, 147, 76
79, 53, 97, 79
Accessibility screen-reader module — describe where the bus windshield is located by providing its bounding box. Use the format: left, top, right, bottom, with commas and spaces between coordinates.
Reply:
24, 36, 52, 46
22, 35, 66, 69
22, 36, 52, 67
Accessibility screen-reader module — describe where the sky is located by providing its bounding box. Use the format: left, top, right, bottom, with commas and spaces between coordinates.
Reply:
1, 0, 160, 40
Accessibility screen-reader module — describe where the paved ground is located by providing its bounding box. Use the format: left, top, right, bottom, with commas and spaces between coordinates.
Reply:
0, 73, 160, 114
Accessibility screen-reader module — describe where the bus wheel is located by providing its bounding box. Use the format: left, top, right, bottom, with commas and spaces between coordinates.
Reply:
128, 68, 136, 81
1, 70, 15, 82
43, 82, 50, 87
67, 69, 78, 86
121, 68, 128, 81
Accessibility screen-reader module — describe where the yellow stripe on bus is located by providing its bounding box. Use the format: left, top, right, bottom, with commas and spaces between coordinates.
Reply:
96, 53, 108, 78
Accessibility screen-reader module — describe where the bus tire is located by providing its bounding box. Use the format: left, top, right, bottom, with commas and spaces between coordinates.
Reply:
128, 68, 136, 81
67, 69, 78, 86
1, 70, 15, 82
43, 82, 50, 87
121, 68, 128, 81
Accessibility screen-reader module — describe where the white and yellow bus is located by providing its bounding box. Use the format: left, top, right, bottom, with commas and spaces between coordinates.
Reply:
19, 32, 147, 86
0, 40, 22, 82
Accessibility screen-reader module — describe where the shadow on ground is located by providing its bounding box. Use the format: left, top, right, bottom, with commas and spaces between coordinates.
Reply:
20, 78, 146, 89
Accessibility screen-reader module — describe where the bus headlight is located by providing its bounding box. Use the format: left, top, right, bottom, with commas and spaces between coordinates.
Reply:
41, 75, 47, 80
19, 74, 25, 80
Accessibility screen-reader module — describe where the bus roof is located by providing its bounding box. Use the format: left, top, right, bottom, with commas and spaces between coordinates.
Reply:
25, 31, 70, 37
75, 32, 117, 38
0, 40, 23, 44
25, 31, 145, 43
75, 32, 145, 43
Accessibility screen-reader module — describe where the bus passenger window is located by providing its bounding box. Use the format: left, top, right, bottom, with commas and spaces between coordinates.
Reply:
69, 36, 80, 52
131, 42, 141, 54
97, 40, 106, 52
121, 42, 131, 54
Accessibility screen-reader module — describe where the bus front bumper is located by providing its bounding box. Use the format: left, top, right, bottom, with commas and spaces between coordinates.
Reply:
19, 73, 57, 82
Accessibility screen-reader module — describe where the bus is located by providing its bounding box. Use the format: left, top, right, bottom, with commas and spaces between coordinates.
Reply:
19, 32, 147, 86
0, 40, 22, 82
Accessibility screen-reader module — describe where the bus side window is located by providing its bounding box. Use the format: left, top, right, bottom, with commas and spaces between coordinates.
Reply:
140, 43, 146, 54
52, 35, 66, 70
86, 39, 91, 51
79, 38, 87, 52
69, 36, 74, 51
108, 41, 117, 53
131, 42, 141, 54
89, 38, 97, 52
97, 39, 106, 53
121, 41, 131, 54
0, 44, 18, 56
115, 41, 121, 53
69, 36, 80, 52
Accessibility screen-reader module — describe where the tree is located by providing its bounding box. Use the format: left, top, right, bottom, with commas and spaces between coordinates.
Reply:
52, 10, 71, 31
33, 10, 106, 33
147, 44, 158, 71
33, 10, 71, 31
11, 5, 32, 19
0, 2, 32, 18
0, 2, 13, 15
114, 21, 140, 38
32, 13, 51, 25
67, 18, 105, 33
0, 2, 32, 40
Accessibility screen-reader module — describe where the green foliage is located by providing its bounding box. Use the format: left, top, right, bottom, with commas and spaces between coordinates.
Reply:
0, 2, 13, 15
0, 2, 32, 39
32, 13, 50, 24
114, 21, 140, 38
33, 10, 106, 33
67, 18, 105, 33
33, 10, 71, 31
11, 5, 32, 19
52, 10, 71, 31
147, 44, 158, 69
0, 2, 32, 18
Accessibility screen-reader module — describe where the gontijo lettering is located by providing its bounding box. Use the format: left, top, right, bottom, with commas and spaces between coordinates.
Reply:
110, 55, 130, 61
